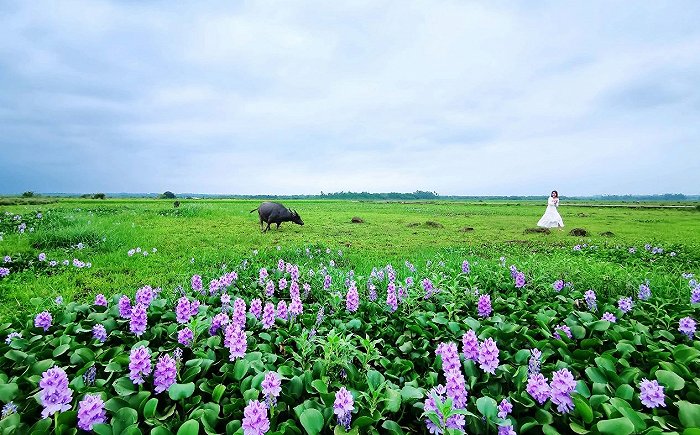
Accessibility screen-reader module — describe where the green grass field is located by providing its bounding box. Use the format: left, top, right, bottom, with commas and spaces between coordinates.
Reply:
1, 199, 698, 322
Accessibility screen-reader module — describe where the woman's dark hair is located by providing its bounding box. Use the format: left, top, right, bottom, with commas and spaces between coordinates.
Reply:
551, 190, 558, 198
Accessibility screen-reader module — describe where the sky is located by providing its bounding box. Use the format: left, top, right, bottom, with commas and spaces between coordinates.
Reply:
1, 1, 699, 196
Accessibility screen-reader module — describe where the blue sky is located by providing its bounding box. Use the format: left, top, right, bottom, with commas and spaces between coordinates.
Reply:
1, 1, 698, 195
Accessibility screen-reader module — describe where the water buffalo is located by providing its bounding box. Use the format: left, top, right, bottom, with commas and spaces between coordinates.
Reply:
250, 202, 304, 232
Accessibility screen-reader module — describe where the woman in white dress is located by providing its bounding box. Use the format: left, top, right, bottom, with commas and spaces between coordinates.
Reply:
537, 190, 564, 228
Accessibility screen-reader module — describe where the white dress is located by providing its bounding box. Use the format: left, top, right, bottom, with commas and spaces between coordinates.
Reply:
537, 197, 564, 228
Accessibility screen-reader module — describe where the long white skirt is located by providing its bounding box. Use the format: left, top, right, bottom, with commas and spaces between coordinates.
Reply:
537, 205, 564, 228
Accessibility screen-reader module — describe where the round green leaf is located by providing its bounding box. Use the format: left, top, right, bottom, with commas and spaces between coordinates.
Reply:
176, 420, 200, 435
678, 401, 700, 428
299, 408, 324, 435
168, 383, 195, 401
656, 370, 685, 391
597, 417, 634, 435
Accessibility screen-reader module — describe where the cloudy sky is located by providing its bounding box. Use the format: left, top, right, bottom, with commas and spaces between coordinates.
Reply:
1, 1, 698, 196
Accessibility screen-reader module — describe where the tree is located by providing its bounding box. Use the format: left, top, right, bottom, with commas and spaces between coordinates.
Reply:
22, 191, 34, 197
93, 193, 106, 200
160, 191, 176, 199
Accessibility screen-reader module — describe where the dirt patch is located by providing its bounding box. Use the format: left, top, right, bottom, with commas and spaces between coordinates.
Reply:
577, 213, 589, 217
351, 217, 364, 223
569, 228, 588, 236
460, 227, 474, 232
600, 231, 615, 237
524, 227, 550, 234
425, 221, 444, 228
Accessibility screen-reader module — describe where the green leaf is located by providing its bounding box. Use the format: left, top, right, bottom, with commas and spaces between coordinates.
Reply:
596, 417, 634, 435
168, 383, 195, 401
656, 370, 685, 391
150, 427, 174, 435
212, 384, 226, 403
112, 407, 138, 435
615, 384, 633, 401
476, 396, 498, 420
114, 377, 136, 396
677, 401, 700, 428
233, 359, 250, 381
176, 420, 200, 435
367, 370, 384, 390
398, 342, 413, 353
385, 388, 401, 413
585, 367, 607, 384
674, 345, 700, 365
311, 379, 328, 393
299, 408, 324, 435
144, 398, 158, 419
0, 383, 18, 402
400, 385, 423, 401
346, 319, 361, 330
53, 344, 71, 357
381, 420, 405, 435
573, 394, 593, 424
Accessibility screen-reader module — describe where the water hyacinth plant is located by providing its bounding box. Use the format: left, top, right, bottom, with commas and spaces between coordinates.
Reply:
0, 239, 698, 434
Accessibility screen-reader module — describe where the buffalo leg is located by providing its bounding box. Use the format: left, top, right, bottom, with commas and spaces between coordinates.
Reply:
276, 223, 281, 230
264, 222, 271, 233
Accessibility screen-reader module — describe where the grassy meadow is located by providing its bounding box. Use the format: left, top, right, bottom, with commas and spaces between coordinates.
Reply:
1, 198, 700, 434
1, 198, 698, 322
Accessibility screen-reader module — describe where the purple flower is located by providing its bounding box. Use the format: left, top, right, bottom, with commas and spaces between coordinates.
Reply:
221, 293, 231, 305
584, 290, 597, 311
639, 379, 665, 408
129, 346, 152, 385
154, 354, 177, 394
130, 304, 147, 336
93, 324, 107, 342
573, 245, 581, 251
3, 255, 10, 263
228, 298, 245, 326
691, 288, 700, 304
242, 400, 270, 435
498, 398, 512, 419
629, 247, 636, 254
265, 280, 275, 297
77, 394, 106, 431
333, 387, 354, 430
498, 423, 517, 435
136, 285, 155, 306
191, 274, 203, 292
249, 298, 263, 319
289, 297, 303, 317
261, 372, 282, 408
316, 306, 325, 325
529, 349, 542, 375
550, 368, 576, 413
324, 274, 332, 289
39, 366, 73, 418
262, 303, 276, 329
386, 282, 398, 312
175, 297, 192, 323
34, 311, 52, 331
552, 280, 564, 292
278, 278, 288, 291
478, 294, 492, 318
178, 327, 193, 346
0, 267, 9, 278
461, 330, 479, 360
679, 317, 696, 339
423, 278, 437, 299
83, 366, 96, 386
2, 402, 17, 418
119, 295, 132, 319
478, 338, 500, 374
602, 312, 617, 323
461, 260, 470, 274
368, 284, 377, 302
38, 252, 47, 261
276, 300, 288, 320
526, 373, 550, 405
514, 272, 526, 288
618, 297, 633, 314
638, 283, 651, 301
553, 324, 572, 340
210, 313, 230, 335
346, 283, 359, 312
94, 294, 108, 306
289, 280, 300, 298
436, 342, 461, 372
5, 332, 21, 344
